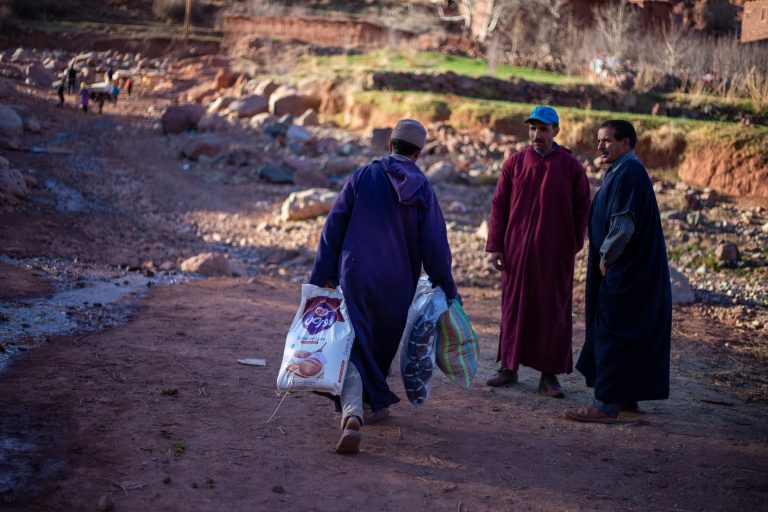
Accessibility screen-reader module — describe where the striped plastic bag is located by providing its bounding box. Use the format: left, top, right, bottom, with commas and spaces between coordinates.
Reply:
435, 301, 479, 388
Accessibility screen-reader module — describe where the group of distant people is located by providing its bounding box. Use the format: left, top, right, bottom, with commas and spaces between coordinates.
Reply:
56, 63, 133, 113
310, 107, 671, 454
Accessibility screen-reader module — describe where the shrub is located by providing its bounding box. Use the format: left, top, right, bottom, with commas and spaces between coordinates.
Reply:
0, 2, 17, 33
152, 0, 205, 24
7, 0, 68, 19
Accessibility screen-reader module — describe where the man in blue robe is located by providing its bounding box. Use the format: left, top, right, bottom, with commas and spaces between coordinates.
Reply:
309, 119, 458, 453
566, 120, 672, 424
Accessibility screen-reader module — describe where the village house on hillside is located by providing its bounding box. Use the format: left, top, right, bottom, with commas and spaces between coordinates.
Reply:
741, 0, 768, 41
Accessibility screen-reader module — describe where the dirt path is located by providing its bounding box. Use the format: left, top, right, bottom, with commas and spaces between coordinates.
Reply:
1, 80, 767, 512
2, 279, 768, 511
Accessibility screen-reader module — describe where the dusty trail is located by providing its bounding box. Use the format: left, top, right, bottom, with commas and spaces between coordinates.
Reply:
2, 279, 767, 512
0, 80, 767, 512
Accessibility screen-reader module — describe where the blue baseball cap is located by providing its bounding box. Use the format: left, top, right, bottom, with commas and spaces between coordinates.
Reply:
525, 105, 559, 126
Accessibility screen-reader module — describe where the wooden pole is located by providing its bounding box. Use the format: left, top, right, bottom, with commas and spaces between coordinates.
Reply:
183, 0, 192, 41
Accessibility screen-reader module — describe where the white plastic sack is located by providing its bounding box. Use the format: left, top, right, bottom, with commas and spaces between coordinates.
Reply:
277, 284, 355, 395
399, 276, 449, 406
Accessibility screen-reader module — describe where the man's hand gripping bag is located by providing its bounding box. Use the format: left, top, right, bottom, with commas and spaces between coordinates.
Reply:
277, 284, 355, 396
399, 277, 449, 406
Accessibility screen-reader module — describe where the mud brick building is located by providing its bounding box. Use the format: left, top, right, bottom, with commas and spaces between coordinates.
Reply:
741, 0, 768, 42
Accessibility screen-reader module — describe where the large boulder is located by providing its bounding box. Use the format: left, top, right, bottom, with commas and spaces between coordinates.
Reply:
180, 252, 245, 277
715, 243, 740, 265
669, 267, 695, 305
323, 157, 357, 177
248, 112, 278, 131
283, 157, 329, 188
180, 134, 224, 161
269, 86, 314, 117
296, 109, 319, 127
207, 96, 235, 113
281, 188, 338, 221
258, 164, 293, 184
285, 125, 313, 144
0, 167, 29, 205
0, 105, 23, 139
254, 79, 280, 99
425, 161, 459, 183
227, 95, 268, 118
25, 63, 55, 87
197, 112, 228, 132
161, 104, 204, 134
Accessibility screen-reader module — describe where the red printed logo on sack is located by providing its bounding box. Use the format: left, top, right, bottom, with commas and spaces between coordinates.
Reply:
301, 297, 344, 334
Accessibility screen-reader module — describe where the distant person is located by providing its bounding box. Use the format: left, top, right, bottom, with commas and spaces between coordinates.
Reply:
67, 66, 77, 94
56, 81, 65, 107
107, 65, 114, 82
79, 83, 89, 113
125, 77, 132, 96
485, 105, 591, 398
309, 119, 458, 454
112, 83, 120, 105
565, 120, 671, 424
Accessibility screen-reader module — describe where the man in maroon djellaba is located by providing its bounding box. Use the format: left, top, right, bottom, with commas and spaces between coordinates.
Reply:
485, 106, 591, 397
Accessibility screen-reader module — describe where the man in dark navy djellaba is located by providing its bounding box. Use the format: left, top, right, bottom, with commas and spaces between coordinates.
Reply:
309, 118, 458, 453
566, 120, 672, 424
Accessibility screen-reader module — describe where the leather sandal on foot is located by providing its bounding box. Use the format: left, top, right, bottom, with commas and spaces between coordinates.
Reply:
538, 374, 565, 399
335, 417, 361, 454
564, 404, 617, 424
486, 368, 518, 387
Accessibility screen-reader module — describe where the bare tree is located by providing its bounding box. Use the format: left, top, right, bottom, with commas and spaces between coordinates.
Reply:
431, 0, 523, 42
658, 23, 694, 76
592, 1, 638, 60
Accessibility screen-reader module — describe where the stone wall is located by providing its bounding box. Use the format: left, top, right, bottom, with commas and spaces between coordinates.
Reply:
222, 14, 415, 51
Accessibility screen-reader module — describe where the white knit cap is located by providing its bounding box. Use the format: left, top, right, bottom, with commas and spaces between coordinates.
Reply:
390, 119, 427, 149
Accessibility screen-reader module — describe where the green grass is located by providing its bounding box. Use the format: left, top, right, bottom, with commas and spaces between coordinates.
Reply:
352, 90, 721, 130
305, 50, 587, 86
18, 19, 223, 41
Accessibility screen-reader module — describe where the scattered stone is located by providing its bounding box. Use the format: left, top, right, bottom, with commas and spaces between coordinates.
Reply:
197, 112, 228, 132
269, 86, 313, 117
281, 188, 338, 221
254, 79, 280, 99
257, 164, 293, 184
285, 125, 312, 144
700, 188, 718, 207
0, 167, 28, 204
715, 243, 740, 264
425, 161, 459, 183
207, 96, 235, 113
227, 95, 268, 118
370, 127, 392, 150
25, 63, 55, 87
0, 105, 23, 138
24, 116, 42, 133
323, 157, 357, 177
296, 109, 319, 127
669, 268, 695, 305
180, 252, 243, 277
447, 201, 468, 213
180, 135, 223, 161
249, 112, 278, 131
161, 104, 204, 135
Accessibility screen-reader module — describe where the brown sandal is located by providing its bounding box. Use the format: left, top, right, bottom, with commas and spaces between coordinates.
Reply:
564, 404, 617, 424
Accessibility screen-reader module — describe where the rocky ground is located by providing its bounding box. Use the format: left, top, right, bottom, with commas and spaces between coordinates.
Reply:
0, 45, 767, 510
